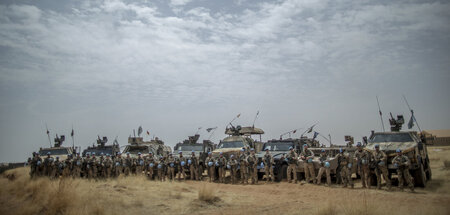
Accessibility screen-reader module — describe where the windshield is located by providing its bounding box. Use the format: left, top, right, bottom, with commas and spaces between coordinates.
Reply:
83, 149, 113, 156
219, 141, 244, 149
263, 142, 294, 151
39, 148, 69, 156
124, 146, 150, 154
179, 145, 203, 152
370, 133, 413, 143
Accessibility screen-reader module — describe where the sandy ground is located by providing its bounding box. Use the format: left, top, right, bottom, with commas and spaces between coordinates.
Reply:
1, 146, 449, 215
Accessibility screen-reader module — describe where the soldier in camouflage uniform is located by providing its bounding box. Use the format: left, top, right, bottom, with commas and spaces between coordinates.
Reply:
216, 152, 227, 183
62, 154, 72, 177
300, 144, 316, 184
97, 153, 105, 178
53, 157, 63, 179
392, 149, 414, 192
123, 152, 132, 176
43, 152, 53, 177
30, 152, 41, 178
176, 151, 187, 181
136, 152, 145, 176
238, 148, 248, 184
228, 154, 238, 184
72, 153, 82, 178
167, 153, 176, 181
113, 152, 123, 177
373, 144, 391, 190
205, 152, 215, 183
263, 148, 274, 182
145, 152, 156, 180
285, 146, 298, 183
188, 151, 199, 181
104, 154, 112, 178
354, 142, 371, 188
86, 153, 96, 179
335, 148, 353, 188
316, 149, 331, 186
247, 148, 258, 184
157, 155, 166, 181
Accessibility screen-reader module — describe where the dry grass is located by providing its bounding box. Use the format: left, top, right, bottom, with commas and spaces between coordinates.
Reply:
1, 146, 449, 215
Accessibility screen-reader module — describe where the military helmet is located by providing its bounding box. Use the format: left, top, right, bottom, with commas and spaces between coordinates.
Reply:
396, 149, 402, 153
178, 150, 182, 154
289, 146, 293, 150
321, 149, 325, 153
208, 152, 212, 155
303, 144, 308, 147
374, 144, 380, 148
138, 152, 141, 155
220, 152, 223, 155
240, 148, 245, 152
356, 142, 362, 147
339, 148, 343, 153
92, 152, 96, 155
250, 148, 255, 151
265, 148, 269, 151
47, 152, 51, 155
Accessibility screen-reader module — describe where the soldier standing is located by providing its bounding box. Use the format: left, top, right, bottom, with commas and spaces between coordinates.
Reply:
62, 154, 72, 177
136, 152, 144, 176
91, 153, 98, 179
205, 152, 215, 183
188, 151, 199, 181
104, 154, 112, 178
336, 148, 353, 188
146, 152, 156, 180
167, 153, 176, 181
392, 149, 414, 192
123, 152, 132, 176
97, 153, 105, 178
247, 148, 258, 184
355, 142, 371, 188
228, 155, 238, 184
30, 152, 40, 178
217, 152, 227, 183
238, 148, 248, 184
114, 152, 123, 177
316, 149, 331, 186
285, 146, 298, 183
51, 156, 61, 179
72, 152, 82, 178
157, 155, 166, 181
263, 148, 274, 182
373, 144, 391, 190
300, 144, 316, 184
43, 152, 53, 177
177, 151, 187, 181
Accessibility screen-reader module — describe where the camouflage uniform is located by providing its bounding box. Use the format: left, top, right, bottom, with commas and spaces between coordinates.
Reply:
176, 154, 187, 181
392, 153, 414, 191
62, 156, 72, 177
123, 154, 132, 176
205, 155, 215, 183
373, 150, 391, 189
167, 155, 176, 181
97, 155, 105, 178
263, 152, 274, 182
87, 155, 97, 179
145, 154, 156, 180
228, 156, 238, 184
136, 155, 145, 176
103, 156, 112, 178
30, 153, 41, 178
336, 152, 353, 188
188, 153, 199, 180
113, 154, 123, 177
300, 148, 316, 183
316, 152, 331, 186
43, 155, 53, 177
247, 152, 258, 184
157, 157, 166, 181
217, 155, 227, 183
285, 150, 298, 183
238, 152, 248, 184
52, 157, 61, 179
72, 154, 83, 178
355, 149, 371, 188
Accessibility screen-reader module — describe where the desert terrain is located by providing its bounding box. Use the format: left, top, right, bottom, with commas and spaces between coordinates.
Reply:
1, 146, 449, 215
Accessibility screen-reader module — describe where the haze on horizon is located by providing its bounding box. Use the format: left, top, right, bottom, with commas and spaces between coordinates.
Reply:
1, 0, 449, 163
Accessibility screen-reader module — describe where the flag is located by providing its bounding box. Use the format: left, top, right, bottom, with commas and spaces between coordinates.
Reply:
313, 131, 319, 139
237, 113, 241, 118
307, 124, 316, 133
206, 127, 216, 132
146, 130, 150, 135
46, 129, 49, 135
256, 111, 259, 115
408, 111, 415, 129
71, 129, 74, 137
138, 126, 143, 136
293, 130, 297, 134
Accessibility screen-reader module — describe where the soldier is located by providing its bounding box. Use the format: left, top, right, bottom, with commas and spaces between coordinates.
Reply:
247, 148, 258, 184
86, 153, 95, 179
52, 156, 62, 179
97, 153, 105, 178
123, 152, 132, 176
30, 152, 40, 178
176, 151, 187, 181
285, 146, 298, 183
136, 152, 145, 176
354, 142, 371, 188
104, 154, 112, 178
263, 148, 274, 182
146, 152, 156, 180
92, 153, 99, 179
228, 154, 238, 184
205, 152, 215, 182
62, 154, 72, 177
316, 149, 331, 186
336, 148, 353, 188
114, 152, 123, 177
157, 156, 166, 181
238, 148, 248, 184
300, 144, 316, 184
188, 150, 199, 181
72, 152, 82, 178
216, 152, 227, 183
167, 153, 176, 181
43, 152, 53, 177
373, 144, 391, 190
392, 149, 414, 192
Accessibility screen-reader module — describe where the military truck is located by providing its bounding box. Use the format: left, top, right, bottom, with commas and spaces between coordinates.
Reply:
38, 135, 75, 161
173, 134, 215, 177
212, 125, 264, 159
366, 114, 432, 187
82, 136, 120, 157
122, 136, 172, 158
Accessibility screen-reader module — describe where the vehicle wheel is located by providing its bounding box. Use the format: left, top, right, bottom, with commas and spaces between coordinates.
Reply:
413, 163, 427, 187
426, 163, 432, 180
276, 165, 287, 182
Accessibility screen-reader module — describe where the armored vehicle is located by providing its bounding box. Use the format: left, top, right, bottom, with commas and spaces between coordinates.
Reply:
38, 135, 75, 161
122, 136, 172, 158
212, 125, 264, 159
173, 134, 215, 177
82, 136, 120, 157
366, 114, 432, 187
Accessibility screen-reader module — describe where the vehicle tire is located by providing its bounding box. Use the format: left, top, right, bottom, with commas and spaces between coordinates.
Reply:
413, 163, 427, 187
370, 173, 377, 186
276, 164, 287, 182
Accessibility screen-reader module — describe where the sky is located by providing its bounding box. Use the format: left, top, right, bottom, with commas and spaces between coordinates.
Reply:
0, 0, 449, 162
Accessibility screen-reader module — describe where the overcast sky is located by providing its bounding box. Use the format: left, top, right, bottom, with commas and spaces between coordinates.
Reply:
1, 0, 449, 162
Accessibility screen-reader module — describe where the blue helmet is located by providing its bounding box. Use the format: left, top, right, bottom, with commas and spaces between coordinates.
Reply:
220, 152, 223, 155
356, 142, 362, 147
138, 152, 141, 155
250, 148, 254, 151
47, 152, 51, 155
100, 152, 104, 156
230, 155, 234, 158
265, 148, 269, 151
126, 152, 130, 155
178, 151, 182, 154
92, 152, 96, 155
208, 161, 213, 167
181, 161, 186, 166
192, 150, 195, 153
240, 148, 245, 152
106, 154, 110, 157
208, 152, 212, 155
374, 144, 380, 148
188, 159, 192, 165
289, 146, 293, 150
303, 144, 308, 147
339, 148, 343, 153
396, 149, 402, 153
321, 149, 325, 153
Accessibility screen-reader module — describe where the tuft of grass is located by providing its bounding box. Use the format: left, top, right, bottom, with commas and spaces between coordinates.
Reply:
198, 184, 219, 203
315, 201, 337, 215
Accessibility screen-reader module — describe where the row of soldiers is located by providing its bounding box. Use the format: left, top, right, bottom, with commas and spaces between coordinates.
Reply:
283, 143, 414, 191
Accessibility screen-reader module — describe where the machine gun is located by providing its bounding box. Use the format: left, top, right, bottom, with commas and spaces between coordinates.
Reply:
54, 135, 65, 147
389, 113, 404, 132
97, 136, 108, 147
